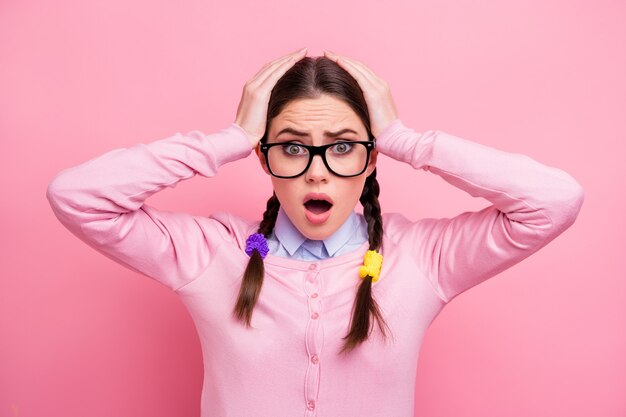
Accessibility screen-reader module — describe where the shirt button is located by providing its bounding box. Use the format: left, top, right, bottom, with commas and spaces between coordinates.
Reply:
307, 400, 315, 410
309, 263, 318, 270
311, 312, 319, 319
310, 293, 318, 298
311, 354, 319, 364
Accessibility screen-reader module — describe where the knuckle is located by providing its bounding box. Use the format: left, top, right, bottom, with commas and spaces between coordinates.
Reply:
249, 89, 263, 101
376, 84, 389, 96
244, 82, 257, 94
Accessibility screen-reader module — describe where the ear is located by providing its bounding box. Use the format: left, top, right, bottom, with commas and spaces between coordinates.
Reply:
255, 145, 271, 176
365, 148, 378, 177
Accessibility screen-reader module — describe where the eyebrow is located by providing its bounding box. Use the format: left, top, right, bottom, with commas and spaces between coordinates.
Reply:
276, 127, 359, 138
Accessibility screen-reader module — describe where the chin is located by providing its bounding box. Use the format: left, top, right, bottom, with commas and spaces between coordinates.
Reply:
298, 223, 329, 239
295, 217, 330, 237
289, 201, 347, 240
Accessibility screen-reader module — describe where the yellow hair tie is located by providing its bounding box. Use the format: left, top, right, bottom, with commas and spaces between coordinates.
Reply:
359, 250, 383, 283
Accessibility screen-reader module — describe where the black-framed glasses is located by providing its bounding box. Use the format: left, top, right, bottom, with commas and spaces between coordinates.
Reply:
259, 140, 375, 178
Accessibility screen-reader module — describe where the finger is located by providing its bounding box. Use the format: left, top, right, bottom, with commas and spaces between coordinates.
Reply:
249, 50, 307, 91
251, 48, 307, 82
323, 50, 370, 81
253, 49, 307, 91
341, 57, 380, 86
326, 51, 382, 89
324, 51, 377, 93
339, 55, 380, 79
257, 51, 306, 92
254, 47, 305, 76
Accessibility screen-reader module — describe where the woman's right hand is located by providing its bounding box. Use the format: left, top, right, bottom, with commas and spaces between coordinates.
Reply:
234, 47, 308, 149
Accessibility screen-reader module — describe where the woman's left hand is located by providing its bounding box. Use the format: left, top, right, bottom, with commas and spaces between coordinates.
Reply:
323, 50, 399, 138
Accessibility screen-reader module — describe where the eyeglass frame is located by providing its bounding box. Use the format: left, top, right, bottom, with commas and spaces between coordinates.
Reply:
258, 140, 376, 179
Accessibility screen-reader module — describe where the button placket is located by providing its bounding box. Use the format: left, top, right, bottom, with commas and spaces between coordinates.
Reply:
303, 262, 322, 415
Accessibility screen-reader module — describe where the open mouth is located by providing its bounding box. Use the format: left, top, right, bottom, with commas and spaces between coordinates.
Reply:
304, 199, 333, 214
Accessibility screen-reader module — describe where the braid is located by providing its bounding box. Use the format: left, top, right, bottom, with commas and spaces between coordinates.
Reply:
234, 180, 391, 355
339, 168, 392, 354
361, 169, 383, 248
258, 192, 280, 236
232, 192, 280, 326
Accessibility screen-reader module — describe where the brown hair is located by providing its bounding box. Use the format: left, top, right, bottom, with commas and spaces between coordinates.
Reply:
232, 56, 391, 355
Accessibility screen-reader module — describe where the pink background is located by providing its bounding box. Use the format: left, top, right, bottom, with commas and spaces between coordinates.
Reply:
1, 0, 624, 416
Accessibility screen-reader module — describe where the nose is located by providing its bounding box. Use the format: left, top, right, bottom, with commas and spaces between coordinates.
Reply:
304, 154, 329, 182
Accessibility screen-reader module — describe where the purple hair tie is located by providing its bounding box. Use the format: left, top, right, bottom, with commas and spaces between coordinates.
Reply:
245, 233, 269, 259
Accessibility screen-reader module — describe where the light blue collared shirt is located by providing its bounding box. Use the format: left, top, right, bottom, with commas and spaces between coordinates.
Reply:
267, 206, 369, 260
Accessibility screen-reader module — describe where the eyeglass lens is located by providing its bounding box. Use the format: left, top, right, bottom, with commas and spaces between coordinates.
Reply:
267, 142, 368, 177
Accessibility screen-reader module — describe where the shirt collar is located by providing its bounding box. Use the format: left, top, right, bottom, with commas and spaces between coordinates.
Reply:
273, 205, 359, 257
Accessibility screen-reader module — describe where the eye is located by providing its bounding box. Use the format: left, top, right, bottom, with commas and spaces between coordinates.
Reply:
281, 143, 307, 156
331, 142, 353, 154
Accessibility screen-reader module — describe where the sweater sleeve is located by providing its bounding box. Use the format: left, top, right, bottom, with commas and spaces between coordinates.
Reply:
46, 122, 254, 292
375, 119, 585, 304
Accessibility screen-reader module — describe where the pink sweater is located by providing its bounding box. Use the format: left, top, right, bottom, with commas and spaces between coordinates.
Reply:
46, 119, 584, 417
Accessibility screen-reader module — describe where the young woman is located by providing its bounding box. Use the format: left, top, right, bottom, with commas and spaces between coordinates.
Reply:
46, 47, 584, 417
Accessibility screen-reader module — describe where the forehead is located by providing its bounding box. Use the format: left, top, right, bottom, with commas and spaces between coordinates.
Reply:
269, 95, 365, 137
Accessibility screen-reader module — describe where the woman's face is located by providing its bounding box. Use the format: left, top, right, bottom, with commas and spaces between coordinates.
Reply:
255, 94, 378, 241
